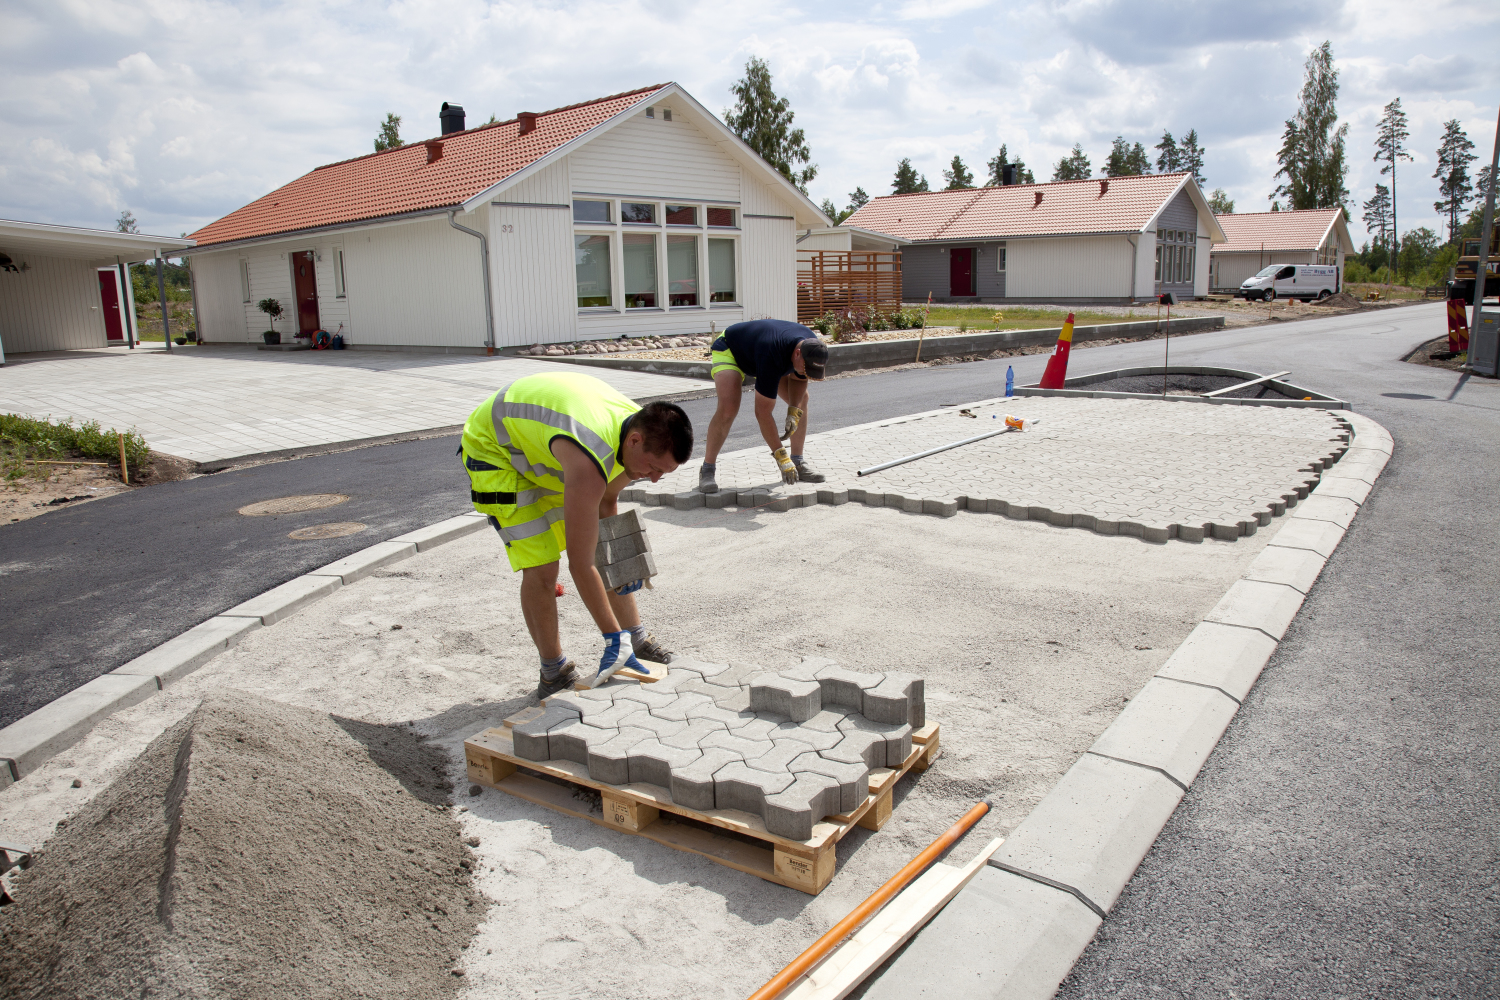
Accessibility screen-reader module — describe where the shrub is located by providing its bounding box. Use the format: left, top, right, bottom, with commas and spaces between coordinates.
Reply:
0, 413, 150, 479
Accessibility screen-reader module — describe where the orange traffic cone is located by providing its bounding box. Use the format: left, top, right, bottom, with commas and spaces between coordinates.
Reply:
1038, 313, 1075, 389
1447, 297, 1470, 353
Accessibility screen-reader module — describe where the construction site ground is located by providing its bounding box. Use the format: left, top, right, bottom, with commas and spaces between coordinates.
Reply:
4, 468, 1296, 996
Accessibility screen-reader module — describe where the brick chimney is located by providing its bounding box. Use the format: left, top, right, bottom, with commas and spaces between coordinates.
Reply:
518, 112, 538, 136
424, 140, 443, 164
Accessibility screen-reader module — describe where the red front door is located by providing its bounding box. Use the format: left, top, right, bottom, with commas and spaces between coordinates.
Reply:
292, 250, 320, 334
98, 270, 124, 341
949, 248, 974, 297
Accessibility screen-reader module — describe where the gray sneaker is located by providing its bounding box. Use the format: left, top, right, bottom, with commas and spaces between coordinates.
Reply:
794, 458, 826, 483
633, 632, 674, 664
537, 660, 580, 697
698, 465, 719, 494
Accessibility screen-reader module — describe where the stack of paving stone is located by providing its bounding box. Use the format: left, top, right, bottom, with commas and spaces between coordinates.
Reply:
508, 658, 924, 840
594, 509, 655, 590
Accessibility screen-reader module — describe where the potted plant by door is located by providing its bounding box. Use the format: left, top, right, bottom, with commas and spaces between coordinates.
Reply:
257, 298, 284, 344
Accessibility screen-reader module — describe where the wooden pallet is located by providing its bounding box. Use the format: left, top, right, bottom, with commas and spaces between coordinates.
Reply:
464, 718, 940, 894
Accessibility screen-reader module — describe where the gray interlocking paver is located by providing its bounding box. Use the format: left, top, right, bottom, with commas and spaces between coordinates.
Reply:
669, 748, 743, 811
822, 728, 890, 769
790, 751, 870, 813
626, 739, 702, 788
714, 760, 796, 814
649, 691, 714, 722
659, 718, 730, 750
615, 709, 688, 740
622, 396, 1350, 544
586, 726, 655, 785
763, 773, 844, 840
511, 704, 582, 761
748, 673, 822, 720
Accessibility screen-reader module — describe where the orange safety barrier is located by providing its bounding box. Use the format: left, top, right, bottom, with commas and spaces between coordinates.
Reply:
1447, 297, 1470, 353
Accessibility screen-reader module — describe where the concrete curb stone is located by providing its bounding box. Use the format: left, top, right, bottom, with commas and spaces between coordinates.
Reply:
1202, 579, 1306, 640
109, 615, 263, 687
390, 511, 490, 551
1289, 494, 1359, 528
1153, 622, 1278, 703
1263, 517, 1347, 558
1241, 544, 1328, 594
308, 540, 418, 584
1088, 677, 1241, 788
220, 574, 343, 626
0, 674, 160, 779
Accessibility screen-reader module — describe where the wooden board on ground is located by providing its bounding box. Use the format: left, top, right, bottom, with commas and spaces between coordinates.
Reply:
464, 720, 941, 895
781, 837, 1004, 1000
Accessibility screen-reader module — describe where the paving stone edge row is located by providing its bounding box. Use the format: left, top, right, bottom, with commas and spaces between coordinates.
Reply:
0, 513, 491, 788
860, 410, 1393, 1000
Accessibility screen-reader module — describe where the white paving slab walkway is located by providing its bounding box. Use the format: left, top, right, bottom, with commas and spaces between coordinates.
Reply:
0, 346, 702, 466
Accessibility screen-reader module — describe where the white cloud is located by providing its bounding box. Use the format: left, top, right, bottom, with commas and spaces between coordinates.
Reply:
1, 0, 1495, 241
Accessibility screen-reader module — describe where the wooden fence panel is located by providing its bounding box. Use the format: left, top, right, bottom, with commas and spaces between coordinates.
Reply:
797, 251, 903, 324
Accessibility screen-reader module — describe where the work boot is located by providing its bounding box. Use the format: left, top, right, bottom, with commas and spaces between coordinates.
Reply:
698, 464, 719, 494
537, 660, 580, 697
633, 632, 674, 665
794, 457, 826, 483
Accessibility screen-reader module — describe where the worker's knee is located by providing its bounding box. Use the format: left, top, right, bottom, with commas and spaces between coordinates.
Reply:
521, 562, 560, 588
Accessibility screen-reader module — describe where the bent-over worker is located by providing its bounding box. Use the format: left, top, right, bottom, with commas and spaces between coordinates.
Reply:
461, 371, 693, 695
699, 318, 829, 494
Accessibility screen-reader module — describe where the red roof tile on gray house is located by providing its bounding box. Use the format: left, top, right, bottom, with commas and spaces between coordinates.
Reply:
844, 173, 1205, 242
1213, 209, 1346, 253
189, 85, 668, 247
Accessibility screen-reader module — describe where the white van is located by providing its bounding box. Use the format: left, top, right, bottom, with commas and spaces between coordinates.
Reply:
1239, 264, 1340, 302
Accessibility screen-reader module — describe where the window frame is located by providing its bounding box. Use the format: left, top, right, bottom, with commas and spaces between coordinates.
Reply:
572, 199, 612, 224
707, 236, 739, 306
622, 231, 661, 310
239, 259, 251, 302
573, 231, 616, 310
333, 247, 346, 298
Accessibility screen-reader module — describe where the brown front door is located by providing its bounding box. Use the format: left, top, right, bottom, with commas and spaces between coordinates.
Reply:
292, 250, 320, 334
98, 270, 124, 341
949, 248, 974, 297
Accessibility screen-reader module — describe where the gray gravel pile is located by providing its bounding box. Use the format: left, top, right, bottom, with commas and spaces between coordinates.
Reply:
0, 691, 481, 1000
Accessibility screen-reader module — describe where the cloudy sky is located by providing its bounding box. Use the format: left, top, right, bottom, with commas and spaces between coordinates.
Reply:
3, 0, 1496, 246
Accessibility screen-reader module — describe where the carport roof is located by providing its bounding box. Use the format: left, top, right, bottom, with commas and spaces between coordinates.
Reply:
0, 219, 194, 266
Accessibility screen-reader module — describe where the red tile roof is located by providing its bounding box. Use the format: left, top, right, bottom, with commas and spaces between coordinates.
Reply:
1214, 209, 1344, 253
844, 173, 1196, 242
190, 85, 667, 247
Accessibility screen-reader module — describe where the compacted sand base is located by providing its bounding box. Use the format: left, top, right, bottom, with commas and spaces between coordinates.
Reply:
0, 692, 481, 1000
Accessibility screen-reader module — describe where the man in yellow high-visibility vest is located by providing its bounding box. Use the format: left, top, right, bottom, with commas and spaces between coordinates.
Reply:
461, 371, 693, 695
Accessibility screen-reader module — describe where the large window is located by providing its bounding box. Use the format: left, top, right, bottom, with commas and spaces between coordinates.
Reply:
668, 235, 698, 306
623, 233, 658, 308
575, 234, 612, 307
708, 238, 736, 303
573, 200, 611, 223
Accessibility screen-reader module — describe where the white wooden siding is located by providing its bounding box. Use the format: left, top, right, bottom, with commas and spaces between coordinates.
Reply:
742, 176, 794, 218
492, 197, 575, 347
569, 110, 740, 203
498, 158, 571, 207
191, 250, 250, 342
1194, 215, 1210, 297
741, 216, 796, 320
341, 213, 487, 348
577, 308, 740, 339
1006, 235, 1132, 299
0, 254, 108, 353
1132, 230, 1155, 299
796, 231, 852, 251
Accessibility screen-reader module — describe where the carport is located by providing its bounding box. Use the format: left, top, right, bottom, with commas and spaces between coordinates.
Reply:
0, 219, 195, 364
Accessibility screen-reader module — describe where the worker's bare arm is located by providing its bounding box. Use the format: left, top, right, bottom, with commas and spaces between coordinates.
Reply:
550, 438, 620, 635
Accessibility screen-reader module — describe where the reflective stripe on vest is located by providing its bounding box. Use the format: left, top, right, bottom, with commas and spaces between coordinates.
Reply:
498, 505, 565, 543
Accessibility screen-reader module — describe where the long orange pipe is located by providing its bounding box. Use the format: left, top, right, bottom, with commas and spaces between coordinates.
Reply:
746, 798, 992, 1000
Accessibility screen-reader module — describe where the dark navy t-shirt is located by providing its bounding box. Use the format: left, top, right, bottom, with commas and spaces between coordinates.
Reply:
721, 319, 813, 399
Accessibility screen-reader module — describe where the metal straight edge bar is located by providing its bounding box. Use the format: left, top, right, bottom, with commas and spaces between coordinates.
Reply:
856, 422, 1034, 478
855, 411, 1393, 1000
0, 511, 490, 786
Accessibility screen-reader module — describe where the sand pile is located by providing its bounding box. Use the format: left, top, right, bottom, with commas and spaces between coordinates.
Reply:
0, 692, 482, 999
1313, 290, 1361, 308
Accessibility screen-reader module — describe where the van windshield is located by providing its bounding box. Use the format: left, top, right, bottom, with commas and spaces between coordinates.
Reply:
1255, 265, 1281, 277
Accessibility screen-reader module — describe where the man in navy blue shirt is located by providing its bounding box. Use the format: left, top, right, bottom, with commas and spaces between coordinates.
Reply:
699, 319, 830, 493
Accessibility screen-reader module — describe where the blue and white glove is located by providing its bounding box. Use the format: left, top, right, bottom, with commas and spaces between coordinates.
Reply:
613, 579, 644, 595
585, 630, 647, 688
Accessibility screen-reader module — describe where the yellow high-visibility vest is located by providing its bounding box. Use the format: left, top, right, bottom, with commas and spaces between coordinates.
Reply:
461, 372, 640, 517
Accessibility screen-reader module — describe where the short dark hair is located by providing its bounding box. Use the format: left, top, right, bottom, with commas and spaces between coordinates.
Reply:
634, 401, 693, 462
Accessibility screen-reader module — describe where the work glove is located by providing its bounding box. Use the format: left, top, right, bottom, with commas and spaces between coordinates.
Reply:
586, 630, 647, 688
613, 579, 644, 596
779, 405, 804, 441
772, 447, 798, 485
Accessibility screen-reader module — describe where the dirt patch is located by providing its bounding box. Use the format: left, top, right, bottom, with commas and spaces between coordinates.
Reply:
0, 691, 481, 1000
1312, 291, 1362, 309
1403, 335, 1471, 372
2, 451, 200, 525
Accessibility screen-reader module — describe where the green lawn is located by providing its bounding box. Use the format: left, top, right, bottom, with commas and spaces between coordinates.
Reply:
912, 305, 1138, 332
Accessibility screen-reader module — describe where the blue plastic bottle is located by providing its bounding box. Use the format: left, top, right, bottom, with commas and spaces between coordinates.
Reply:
1005, 365, 1015, 397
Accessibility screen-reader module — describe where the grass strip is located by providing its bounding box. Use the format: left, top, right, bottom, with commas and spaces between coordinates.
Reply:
1, 414, 150, 482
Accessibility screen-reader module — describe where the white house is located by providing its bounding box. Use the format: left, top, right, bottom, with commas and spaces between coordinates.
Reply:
0, 219, 194, 360
1209, 209, 1354, 292
844, 173, 1226, 304
185, 84, 830, 352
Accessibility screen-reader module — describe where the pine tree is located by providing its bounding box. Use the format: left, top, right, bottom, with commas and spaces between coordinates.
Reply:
1052, 144, 1091, 181
819, 198, 840, 223
847, 187, 870, 213
1272, 41, 1349, 212
1433, 119, 1477, 242
1362, 184, 1393, 268
892, 158, 929, 194
374, 113, 404, 152
1373, 97, 1412, 279
115, 210, 139, 234
725, 56, 817, 193
1103, 137, 1150, 176
1180, 129, 1206, 186
1155, 131, 1180, 173
943, 155, 975, 189
1208, 189, 1235, 215
985, 145, 1033, 185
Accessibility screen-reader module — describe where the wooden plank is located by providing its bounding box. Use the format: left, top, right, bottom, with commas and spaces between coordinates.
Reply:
912, 732, 940, 772
781, 838, 1006, 1000
503, 706, 545, 729
1201, 371, 1291, 398
856, 787, 893, 832
602, 790, 659, 833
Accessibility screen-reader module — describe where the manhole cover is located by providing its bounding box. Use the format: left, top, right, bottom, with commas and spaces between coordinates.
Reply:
288, 522, 367, 540
239, 494, 349, 516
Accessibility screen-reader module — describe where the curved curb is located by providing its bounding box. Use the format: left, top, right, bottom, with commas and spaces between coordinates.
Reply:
859, 411, 1393, 1000
0, 512, 492, 787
